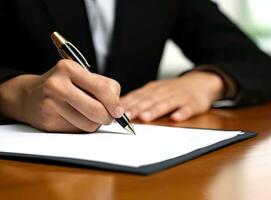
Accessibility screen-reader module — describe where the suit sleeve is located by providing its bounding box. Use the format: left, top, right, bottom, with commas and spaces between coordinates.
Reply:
171, 0, 271, 106
0, 2, 28, 84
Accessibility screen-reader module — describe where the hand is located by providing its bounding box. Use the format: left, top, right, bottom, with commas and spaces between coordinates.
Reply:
0, 59, 124, 132
121, 71, 224, 122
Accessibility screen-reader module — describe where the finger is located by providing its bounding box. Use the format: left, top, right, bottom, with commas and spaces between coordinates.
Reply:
121, 81, 160, 108
54, 60, 123, 118
170, 98, 212, 121
121, 84, 171, 119
125, 99, 155, 120
37, 111, 81, 133
46, 61, 117, 124
124, 94, 171, 120
55, 116, 82, 132
121, 87, 147, 107
47, 115, 82, 132
64, 82, 113, 125
53, 99, 102, 132
94, 74, 121, 95
139, 97, 182, 122
88, 74, 124, 118
122, 94, 152, 119
170, 106, 194, 122
68, 67, 123, 118
39, 116, 81, 132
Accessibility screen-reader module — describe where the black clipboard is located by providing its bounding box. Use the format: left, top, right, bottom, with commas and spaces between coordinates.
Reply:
0, 120, 256, 175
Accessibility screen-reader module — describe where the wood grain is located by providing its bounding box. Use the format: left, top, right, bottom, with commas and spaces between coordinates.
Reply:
1, 103, 271, 200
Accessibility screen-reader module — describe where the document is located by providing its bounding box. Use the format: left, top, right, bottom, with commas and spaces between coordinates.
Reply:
0, 123, 255, 174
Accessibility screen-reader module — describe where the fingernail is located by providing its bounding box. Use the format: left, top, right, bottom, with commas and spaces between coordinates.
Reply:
114, 106, 124, 118
141, 112, 152, 121
171, 113, 184, 121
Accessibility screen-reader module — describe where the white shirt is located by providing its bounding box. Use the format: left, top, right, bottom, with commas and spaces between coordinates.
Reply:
84, 0, 116, 74
84, 0, 236, 105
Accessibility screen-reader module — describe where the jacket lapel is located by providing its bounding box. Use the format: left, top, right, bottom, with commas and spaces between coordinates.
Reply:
105, 0, 172, 90
105, 0, 134, 76
41, 0, 97, 72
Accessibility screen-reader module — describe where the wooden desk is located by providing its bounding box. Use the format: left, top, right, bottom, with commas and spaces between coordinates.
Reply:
1, 103, 271, 200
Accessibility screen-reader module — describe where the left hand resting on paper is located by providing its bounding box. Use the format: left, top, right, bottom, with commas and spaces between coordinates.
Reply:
121, 71, 224, 122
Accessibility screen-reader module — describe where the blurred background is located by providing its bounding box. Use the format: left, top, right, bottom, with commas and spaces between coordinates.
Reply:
158, 0, 271, 79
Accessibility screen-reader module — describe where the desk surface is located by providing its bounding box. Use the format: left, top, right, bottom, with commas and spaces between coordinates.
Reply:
1, 103, 271, 200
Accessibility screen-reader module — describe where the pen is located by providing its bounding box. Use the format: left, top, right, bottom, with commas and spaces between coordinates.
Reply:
51, 31, 135, 135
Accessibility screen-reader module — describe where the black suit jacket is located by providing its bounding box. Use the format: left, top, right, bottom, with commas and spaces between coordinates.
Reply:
1, 0, 271, 105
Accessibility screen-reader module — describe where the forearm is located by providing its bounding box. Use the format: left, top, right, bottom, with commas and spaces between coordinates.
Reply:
172, 0, 271, 106
0, 77, 18, 118
0, 75, 31, 121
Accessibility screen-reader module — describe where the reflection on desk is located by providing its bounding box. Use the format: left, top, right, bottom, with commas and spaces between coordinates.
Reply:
1, 103, 271, 200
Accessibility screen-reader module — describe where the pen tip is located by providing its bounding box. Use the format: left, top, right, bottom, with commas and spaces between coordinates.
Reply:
125, 125, 136, 135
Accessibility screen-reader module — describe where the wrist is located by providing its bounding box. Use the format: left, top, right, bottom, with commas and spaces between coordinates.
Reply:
182, 70, 225, 102
0, 76, 23, 120
191, 65, 238, 99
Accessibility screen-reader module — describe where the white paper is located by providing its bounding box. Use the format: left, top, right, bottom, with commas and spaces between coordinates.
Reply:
0, 123, 244, 168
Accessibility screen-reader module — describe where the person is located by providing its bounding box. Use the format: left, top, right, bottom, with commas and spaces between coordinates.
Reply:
0, 0, 271, 132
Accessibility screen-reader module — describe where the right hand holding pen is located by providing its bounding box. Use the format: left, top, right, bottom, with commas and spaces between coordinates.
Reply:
0, 59, 124, 132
